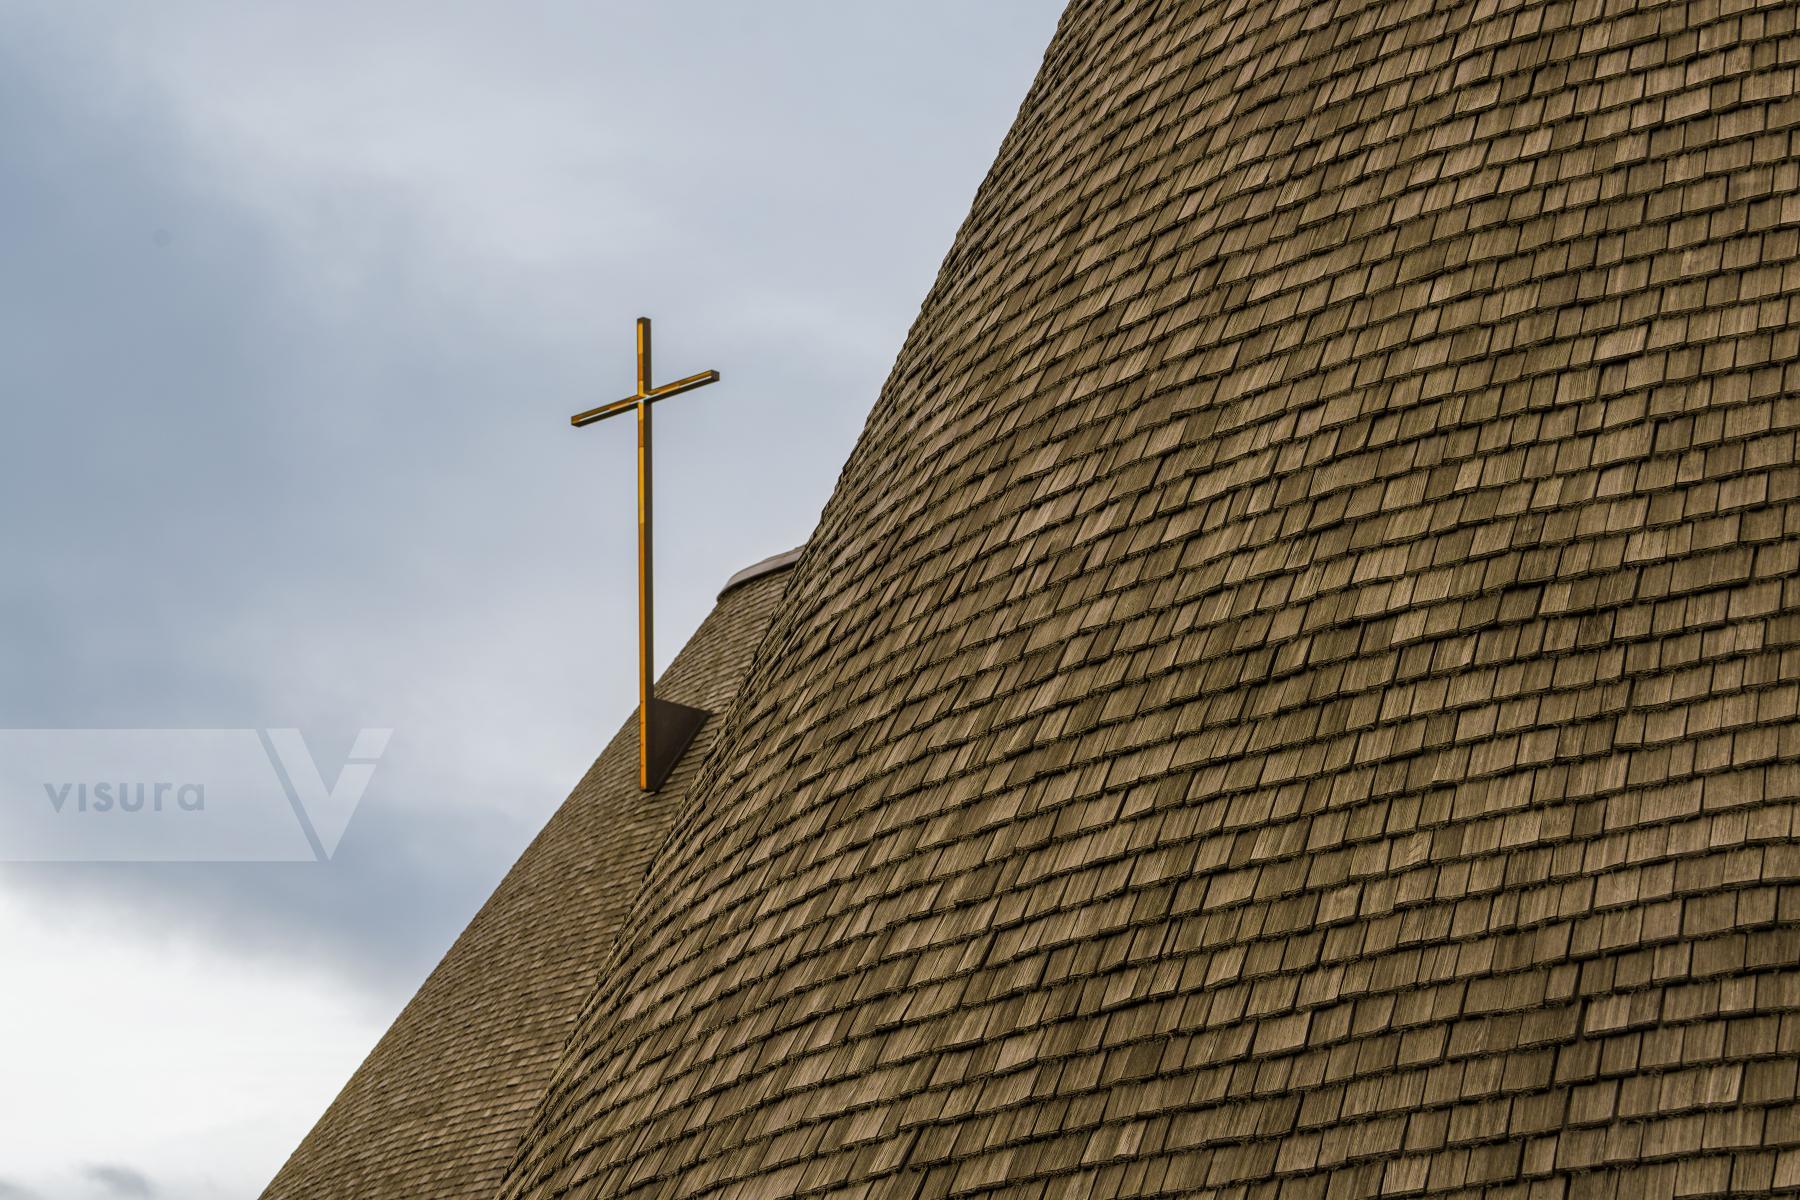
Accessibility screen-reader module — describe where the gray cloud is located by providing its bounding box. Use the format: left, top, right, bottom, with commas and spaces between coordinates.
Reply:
0, 1, 1063, 1191
83, 1166, 154, 1198
0, 17, 517, 994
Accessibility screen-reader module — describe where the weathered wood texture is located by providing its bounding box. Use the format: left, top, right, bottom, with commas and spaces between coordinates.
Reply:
259, 564, 794, 1200
500, 0, 1800, 1196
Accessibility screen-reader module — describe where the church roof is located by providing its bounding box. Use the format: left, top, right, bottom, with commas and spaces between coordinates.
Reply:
260, 553, 798, 1200
493, 0, 1800, 1196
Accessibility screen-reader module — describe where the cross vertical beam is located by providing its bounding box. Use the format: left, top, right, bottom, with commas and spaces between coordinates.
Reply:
637, 317, 655, 793
571, 317, 720, 791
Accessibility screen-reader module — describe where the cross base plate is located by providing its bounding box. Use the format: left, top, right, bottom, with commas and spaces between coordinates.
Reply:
644, 697, 712, 792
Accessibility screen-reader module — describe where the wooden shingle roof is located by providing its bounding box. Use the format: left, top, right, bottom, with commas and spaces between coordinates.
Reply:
495, 0, 1800, 1196
259, 558, 796, 1200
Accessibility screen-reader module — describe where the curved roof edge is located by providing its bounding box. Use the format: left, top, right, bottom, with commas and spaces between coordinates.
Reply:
718, 546, 804, 599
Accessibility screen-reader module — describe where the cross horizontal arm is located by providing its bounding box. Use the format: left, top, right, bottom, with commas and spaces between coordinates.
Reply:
569, 395, 638, 427
569, 370, 721, 427
645, 369, 721, 402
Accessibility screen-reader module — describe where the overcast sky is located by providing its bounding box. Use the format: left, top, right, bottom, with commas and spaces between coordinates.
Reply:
0, 4, 1063, 1196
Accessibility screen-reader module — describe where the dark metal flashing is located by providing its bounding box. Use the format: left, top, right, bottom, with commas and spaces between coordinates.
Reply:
641, 697, 709, 793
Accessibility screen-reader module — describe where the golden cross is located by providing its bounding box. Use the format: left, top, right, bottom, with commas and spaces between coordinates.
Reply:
571, 317, 720, 792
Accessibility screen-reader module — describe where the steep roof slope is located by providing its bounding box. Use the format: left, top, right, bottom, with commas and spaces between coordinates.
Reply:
500, 0, 1800, 1196
260, 558, 795, 1200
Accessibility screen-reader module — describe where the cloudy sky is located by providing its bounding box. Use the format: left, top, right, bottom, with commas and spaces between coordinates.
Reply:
0, 3, 1062, 1195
